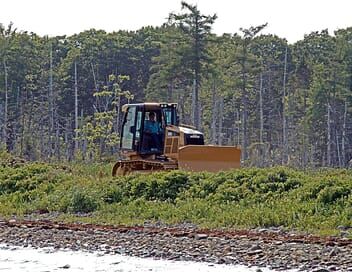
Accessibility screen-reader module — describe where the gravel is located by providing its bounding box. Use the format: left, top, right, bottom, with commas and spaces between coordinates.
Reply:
0, 218, 351, 271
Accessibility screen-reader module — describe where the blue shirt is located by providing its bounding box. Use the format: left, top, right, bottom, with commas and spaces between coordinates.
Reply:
144, 120, 161, 134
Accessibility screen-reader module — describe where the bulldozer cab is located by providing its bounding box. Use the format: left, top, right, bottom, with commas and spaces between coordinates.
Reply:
120, 103, 178, 155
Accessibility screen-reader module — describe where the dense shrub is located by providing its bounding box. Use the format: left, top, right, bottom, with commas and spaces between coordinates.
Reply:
67, 189, 99, 213
317, 186, 351, 204
1, 161, 352, 235
0, 163, 62, 194
0, 151, 26, 168
179, 168, 302, 203
106, 171, 191, 202
104, 186, 124, 204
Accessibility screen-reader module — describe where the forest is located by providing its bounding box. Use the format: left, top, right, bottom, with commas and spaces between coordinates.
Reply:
1, 2, 352, 168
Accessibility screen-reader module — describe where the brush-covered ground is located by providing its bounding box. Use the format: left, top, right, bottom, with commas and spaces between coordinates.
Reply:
0, 151, 351, 237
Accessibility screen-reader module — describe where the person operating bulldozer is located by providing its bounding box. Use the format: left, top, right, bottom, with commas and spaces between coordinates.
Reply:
144, 112, 162, 150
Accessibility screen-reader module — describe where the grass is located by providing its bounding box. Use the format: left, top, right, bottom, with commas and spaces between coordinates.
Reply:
0, 151, 351, 236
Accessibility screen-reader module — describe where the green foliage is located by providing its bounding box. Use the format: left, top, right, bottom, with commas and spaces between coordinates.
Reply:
1, 19, 352, 168
75, 74, 132, 160
0, 155, 352, 235
104, 171, 191, 202
317, 186, 350, 205
77, 112, 118, 158
0, 151, 25, 168
0, 162, 63, 195
67, 189, 100, 213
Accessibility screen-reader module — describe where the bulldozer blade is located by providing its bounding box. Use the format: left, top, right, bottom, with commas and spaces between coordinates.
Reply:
178, 145, 241, 172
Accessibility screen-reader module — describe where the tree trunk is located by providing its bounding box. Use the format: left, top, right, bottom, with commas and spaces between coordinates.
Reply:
235, 109, 240, 146
282, 47, 288, 165
211, 81, 217, 144
231, 102, 236, 145
191, 78, 196, 127
218, 96, 224, 145
19, 89, 25, 157
178, 89, 185, 124
81, 109, 87, 160
242, 103, 248, 161
259, 72, 264, 167
91, 62, 98, 113
259, 73, 264, 144
49, 43, 55, 159
64, 118, 70, 161
3, 60, 8, 150
336, 130, 341, 167
74, 61, 79, 153
327, 102, 331, 167
194, 19, 201, 130
56, 121, 61, 161
240, 43, 248, 161
91, 62, 98, 92
302, 87, 308, 168
116, 94, 121, 136
198, 98, 202, 131
342, 101, 347, 167
39, 120, 44, 160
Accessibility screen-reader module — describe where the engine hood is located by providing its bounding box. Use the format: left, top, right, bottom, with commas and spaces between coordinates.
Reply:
178, 126, 203, 135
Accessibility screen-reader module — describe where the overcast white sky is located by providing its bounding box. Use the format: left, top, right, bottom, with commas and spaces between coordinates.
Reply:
1, 0, 351, 43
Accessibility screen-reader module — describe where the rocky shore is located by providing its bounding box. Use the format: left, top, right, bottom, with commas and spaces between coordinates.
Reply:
0, 218, 351, 271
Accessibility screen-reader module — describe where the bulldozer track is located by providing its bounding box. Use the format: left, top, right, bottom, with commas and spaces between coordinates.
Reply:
112, 159, 178, 176
1, 219, 351, 247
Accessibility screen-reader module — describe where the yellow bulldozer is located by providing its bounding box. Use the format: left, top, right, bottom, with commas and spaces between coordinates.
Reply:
112, 103, 241, 176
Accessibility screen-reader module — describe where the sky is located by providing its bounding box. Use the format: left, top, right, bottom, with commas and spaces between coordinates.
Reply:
1, 0, 351, 43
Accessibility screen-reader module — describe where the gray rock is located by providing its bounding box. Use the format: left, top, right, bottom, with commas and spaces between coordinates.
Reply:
250, 244, 262, 251
1, 221, 352, 271
247, 249, 263, 256
329, 247, 340, 257
194, 233, 208, 240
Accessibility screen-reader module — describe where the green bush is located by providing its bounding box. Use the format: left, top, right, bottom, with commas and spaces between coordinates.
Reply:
317, 186, 351, 204
1, 161, 352, 236
0, 151, 26, 168
104, 186, 124, 204
107, 171, 191, 202
0, 163, 61, 194
67, 189, 99, 213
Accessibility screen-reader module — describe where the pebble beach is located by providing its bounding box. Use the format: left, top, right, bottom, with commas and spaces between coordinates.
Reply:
0, 218, 351, 271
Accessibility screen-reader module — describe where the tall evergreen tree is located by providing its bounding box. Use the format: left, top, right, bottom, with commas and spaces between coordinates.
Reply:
168, 1, 217, 128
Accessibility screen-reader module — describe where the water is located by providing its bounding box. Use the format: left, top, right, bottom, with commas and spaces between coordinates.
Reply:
0, 244, 275, 272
